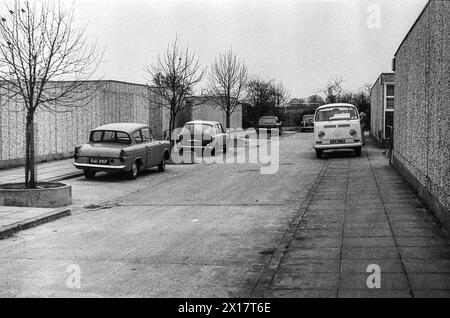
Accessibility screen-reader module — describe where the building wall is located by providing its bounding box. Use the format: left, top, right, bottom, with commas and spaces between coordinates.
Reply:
370, 73, 395, 147
0, 81, 165, 169
394, 0, 450, 230
370, 76, 383, 142
191, 99, 243, 129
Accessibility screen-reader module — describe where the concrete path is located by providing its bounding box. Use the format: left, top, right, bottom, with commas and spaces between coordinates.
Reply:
0, 159, 81, 184
261, 139, 450, 298
0, 206, 71, 240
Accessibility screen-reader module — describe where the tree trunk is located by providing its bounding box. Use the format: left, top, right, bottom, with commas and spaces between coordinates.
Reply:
226, 111, 231, 129
25, 112, 36, 188
169, 108, 176, 148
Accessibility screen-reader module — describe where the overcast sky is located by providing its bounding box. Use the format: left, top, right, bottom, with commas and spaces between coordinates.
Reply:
73, 0, 428, 98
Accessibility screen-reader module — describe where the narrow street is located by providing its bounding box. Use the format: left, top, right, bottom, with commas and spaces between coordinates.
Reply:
0, 133, 449, 297
0, 133, 325, 297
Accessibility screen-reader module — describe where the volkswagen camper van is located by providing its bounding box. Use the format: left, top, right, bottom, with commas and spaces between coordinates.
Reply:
313, 103, 362, 158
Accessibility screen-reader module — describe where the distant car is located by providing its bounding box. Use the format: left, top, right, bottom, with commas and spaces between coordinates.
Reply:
313, 103, 363, 158
74, 123, 170, 179
300, 114, 314, 132
258, 116, 282, 134
176, 120, 228, 156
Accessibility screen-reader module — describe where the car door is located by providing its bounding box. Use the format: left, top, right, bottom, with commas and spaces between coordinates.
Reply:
131, 129, 147, 165
141, 127, 159, 167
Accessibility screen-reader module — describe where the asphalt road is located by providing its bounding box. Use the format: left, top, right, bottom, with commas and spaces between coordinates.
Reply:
0, 132, 326, 297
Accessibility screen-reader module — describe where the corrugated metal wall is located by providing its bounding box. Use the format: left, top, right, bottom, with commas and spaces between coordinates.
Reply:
0, 81, 165, 168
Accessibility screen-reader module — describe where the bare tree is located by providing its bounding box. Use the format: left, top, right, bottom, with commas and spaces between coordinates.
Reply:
321, 77, 344, 104
145, 37, 205, 145
273, 80, 289, 107
0, 0, 101, 188
206, 49, 247, 128
245, 77, 289, 124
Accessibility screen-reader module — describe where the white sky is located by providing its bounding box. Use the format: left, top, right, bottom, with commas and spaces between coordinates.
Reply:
72, 0, 428, 98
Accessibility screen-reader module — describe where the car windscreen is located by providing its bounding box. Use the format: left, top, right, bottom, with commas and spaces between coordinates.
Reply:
90, 130, 131, 144
182, 124, 213, 135
259, 117, 277, 124
315, 107, 359, 122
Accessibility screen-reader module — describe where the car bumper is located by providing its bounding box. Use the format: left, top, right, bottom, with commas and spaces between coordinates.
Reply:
74, 163, 126, 171
314, 142, 363, 150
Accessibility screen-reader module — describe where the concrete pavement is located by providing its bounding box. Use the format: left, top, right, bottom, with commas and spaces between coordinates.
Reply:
0, 206, 71, 240
259, 138, 450, 298
0, 158, 81, 185
0, 159, 77, 240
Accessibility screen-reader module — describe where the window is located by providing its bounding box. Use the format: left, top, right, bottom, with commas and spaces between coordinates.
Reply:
90, 131, 131, 144
217, 124, 225, 133
183, 124, 213, 135
385, 84, 394, 110
132, 130, 143, 144
384, 84, 395, 139
315, 107, 359, 122
386, 85, 394, 97
141, 128, 152, 142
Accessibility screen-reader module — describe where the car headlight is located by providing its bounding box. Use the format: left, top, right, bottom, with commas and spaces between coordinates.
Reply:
350, 129, 357, 137
318, 131, 325, 138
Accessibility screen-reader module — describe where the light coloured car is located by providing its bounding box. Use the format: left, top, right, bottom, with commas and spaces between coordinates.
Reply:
176, 120, 228, 156
74, 123, 170, 179
313, 103, 363, 158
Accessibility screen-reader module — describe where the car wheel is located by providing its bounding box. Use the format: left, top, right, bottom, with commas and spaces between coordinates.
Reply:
355, 147, 362, 157
127, 161, 140, 179
83, 170, 96, 179
158, 156, 166, 172
211, 147, 216, 156
223, 145, 227, 154
315, 149, 323, 159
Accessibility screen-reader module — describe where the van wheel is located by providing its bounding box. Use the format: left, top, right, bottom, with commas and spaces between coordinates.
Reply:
158, 156, 166, 172
223, 145, 227, 154
355, 147, 362, 157
315, 150, 323, 159
127, 161, 139, 179
211, 148, 216, 156
84, 170, 96, 179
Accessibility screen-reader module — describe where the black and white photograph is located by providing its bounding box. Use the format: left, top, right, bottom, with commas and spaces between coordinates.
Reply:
0, 0, 449, 302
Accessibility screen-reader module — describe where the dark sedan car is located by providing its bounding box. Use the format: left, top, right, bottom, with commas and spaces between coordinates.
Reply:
258, 116, 282, 135
300, 114, 315, 132
74, 123, 170, 179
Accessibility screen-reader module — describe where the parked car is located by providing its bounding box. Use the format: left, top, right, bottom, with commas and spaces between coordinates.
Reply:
74, 123, 170, 179
300, 114, 315, 132
176, 120, 228, 156
313, 103, 363, 158
258, 116, 282, 132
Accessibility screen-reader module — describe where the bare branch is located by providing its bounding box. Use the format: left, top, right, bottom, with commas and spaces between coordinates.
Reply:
144, 36, 206, 138
206, 48, 247, 128
0, 0, 103, 188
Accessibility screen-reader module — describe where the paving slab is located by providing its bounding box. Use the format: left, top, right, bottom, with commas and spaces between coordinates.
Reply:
259, 137, 450, 298
0, 206, 71, 239
0, 158, 81, 184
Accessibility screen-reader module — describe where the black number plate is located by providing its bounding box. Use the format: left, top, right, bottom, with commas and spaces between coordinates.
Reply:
89, 158, 109, 164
